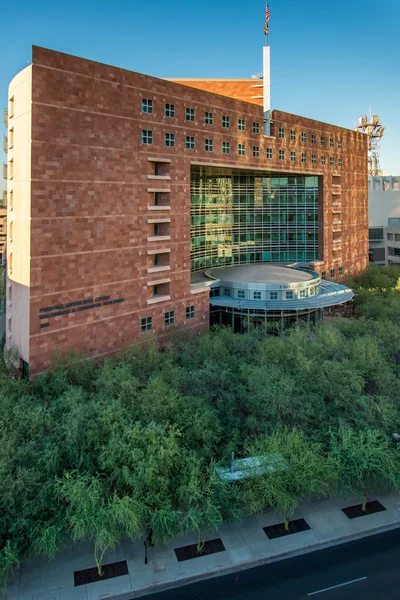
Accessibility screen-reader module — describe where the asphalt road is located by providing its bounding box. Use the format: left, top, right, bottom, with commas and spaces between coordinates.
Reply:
145, 528, 400, 600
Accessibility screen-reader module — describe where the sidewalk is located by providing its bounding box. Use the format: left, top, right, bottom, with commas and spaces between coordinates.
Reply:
5, 491, 400, 600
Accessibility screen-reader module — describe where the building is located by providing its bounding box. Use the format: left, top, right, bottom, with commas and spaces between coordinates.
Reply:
5, 46, 368, 377
368, 176, 400, 264
0, 192, 6, 266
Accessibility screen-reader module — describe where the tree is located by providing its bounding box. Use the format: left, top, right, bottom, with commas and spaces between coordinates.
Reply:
329, 426, 400, 511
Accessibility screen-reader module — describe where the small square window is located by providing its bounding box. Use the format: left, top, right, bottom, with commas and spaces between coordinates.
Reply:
312, 154, 317, 164
222, 141, 230, 154
338, 140, 343, 149
290, 151, 296, 162
141, 316, 152, 332
321, 155, 326, 165
330, 157, 334, 166
279, 149, 285, 160
321, 136, 326, 146
290, 129, 296, 140
165, 311, 175, 326
237, 290, 245, 299
339, 267, 343, 276
164, 133, 175, 147
186, 136, 195, 150
238, 118, 246, 131
321, 271, 326, 280
270, 291, 278, 300
205, 139, 214, 152
142, 130, 153, 144
329, 138, 334, 147
154, 192, 159, 206
253, 122, 260, 134
338, 158, 343, 167
253, 291, 261, 300
164, 103, 175, 118
266, 147, 273, 159
301, 152, 307, 163
153, 284, 159, 296
311, 134, 316, 144
142, 98, 153, 114
238, 143, 246, 156
186, 305, 195, 319
253, 145, 260, 158
286, 291, 293, 299
224, 287, 231, 296
186, 107, 195, 121
301, 132, 307, 142
222, 115, 230, 128
299, 289, 306, 298
278, 127, 285, 138
205, 111, 213, 125
330, 269, 335, 278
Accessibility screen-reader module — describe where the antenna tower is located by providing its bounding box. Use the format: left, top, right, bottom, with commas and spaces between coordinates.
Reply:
355, 114, 385, 176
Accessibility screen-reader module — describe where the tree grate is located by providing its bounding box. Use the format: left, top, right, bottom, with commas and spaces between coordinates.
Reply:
174, 538, 226, 562
263, 518, 311, 539
342, 500, 386, 519
74, 560, 129, 586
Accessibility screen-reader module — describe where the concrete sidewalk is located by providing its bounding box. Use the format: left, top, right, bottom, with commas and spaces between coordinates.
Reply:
5, 491, 400, 600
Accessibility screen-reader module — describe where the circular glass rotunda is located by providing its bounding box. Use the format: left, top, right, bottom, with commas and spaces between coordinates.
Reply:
201, 264, 354, 333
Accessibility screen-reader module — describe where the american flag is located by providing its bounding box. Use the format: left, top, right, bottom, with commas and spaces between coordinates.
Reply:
264, 3, 270, 35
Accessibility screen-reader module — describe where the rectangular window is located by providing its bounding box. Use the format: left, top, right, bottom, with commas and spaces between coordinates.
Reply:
222, 115, 230, 128
338, 158, 343, 167
339, 267, 343, 276
153, 284, 159, 296
279, 149, 285, 160
142, 98, 153, 114
9, 189, 13, 210
312, 154, 316, 164
205, 139, 214, 152
321, 136, 326, 146
142, 130, 153, 145
290, 151, 296, 162
321, 156, 326, 165
286, 291, 293, 299
369, 228, 384, 241
164, 311, 175, 326
153, 223, 159, 237
237, 290, 245, 299
270, 291, 278, 300
186, 107, 195, 121
9, 96, 14, 119
204, 111, 213, 125
164, 103, 175, 117
238, 118, 245, 131
9, 128, 14, 148
311, 134, 316, 144
8, 159, 13, 179
186, 305, 195, 319
299, 289, 306, 298
224, 287, 231, 296
338, 140, 343, 149
330, 269, 335, 278
387, 233, 393, 241
253, 122, 260, 134
253, 146, 260, 158
278, 127, 285, 138
185, 136, 195, 149
301, 152, 307, 163
301, 132, 307, 142
266, 147, 273, 159
321, 271, 326, 280
141, 316, 152, 332
330, 137, 334, 147
238, 143, 246, 156
164, 133, 175, 147
222, 141, 230, 154
330, 157, 334, 166
290, 129, 296, 140
253, 291, 261, 300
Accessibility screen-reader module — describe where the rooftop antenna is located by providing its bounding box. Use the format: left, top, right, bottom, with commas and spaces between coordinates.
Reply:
263, 2, 271, 136
355, 113, 385, 176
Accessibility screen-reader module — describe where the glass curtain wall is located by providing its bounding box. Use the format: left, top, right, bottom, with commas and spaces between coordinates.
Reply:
190, 166, 319, 272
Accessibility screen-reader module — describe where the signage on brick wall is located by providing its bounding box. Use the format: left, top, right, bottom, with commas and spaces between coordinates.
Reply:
39, 295, 125, 329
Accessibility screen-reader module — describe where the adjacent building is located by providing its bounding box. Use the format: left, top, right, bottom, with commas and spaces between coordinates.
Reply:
5, 46, 368, 376
368, 175, 400, 264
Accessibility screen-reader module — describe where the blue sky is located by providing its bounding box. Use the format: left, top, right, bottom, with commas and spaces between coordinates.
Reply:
2, 0, 399, 174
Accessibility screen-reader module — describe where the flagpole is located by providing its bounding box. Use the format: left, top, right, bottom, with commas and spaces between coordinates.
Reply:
263, 2, 271, 136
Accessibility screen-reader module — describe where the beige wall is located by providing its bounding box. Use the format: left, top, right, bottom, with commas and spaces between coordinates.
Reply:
6, 65, 32, 363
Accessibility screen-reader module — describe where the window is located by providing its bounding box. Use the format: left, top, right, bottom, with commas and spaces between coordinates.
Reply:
9, 96, 14, 119
204, 111, 213, 125
286, 291, 293, 299
311, 134, 316, 144
330, 157, 334, 166
330, 138, 334, 148
270, 291, 278, 300
164, 133, 175, 147
8, 159, 13, 179
186, 136, 195, 150
369, 228, 384, 241
321, 136, 326, 146
153, 223, 159, 237
279, 149, 285, 160
186, 305, 195, 319
278, 127, 285, 138
299, 289, 306, 298
205, 139, 214, 152
164, 311, 175, 326
164, 103, 175, 117
238, 118, 245, 131
222, 141, 230, 154
321, 156, 326, 165
253, 291, 261, 300
301, 152, 307, 163
253, 146, 260, 158
266, 147, 273, 159
237, 290, 245, 299
153, 284, 159, 296
338, 158, 343, 167
224, 287, 231, 296
253, 122, 260, 134
142, 130, 153, 144
339, 267, 343, 276
238, 143, 246, 156
309, 286, 315, 297
301, 132, 307, 142
290, 151, 296, 162
321, 271, 326, 280
186, 107, 195, 121
387, 232, 394, 241
222, 115, 230, 128
330, 269, 335, 278
395, 234, 400, 242
290, 129, 296, 140
9, 189, 13, 211
141, 316, 152, 332
312, 154, 316, 164
338, 140, 343, 149
9, 221, 13, 241
142, 98, 153, 114
9, 128, 14, 148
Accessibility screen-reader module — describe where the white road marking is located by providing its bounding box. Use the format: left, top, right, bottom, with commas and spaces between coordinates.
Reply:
307, 576, 368, 596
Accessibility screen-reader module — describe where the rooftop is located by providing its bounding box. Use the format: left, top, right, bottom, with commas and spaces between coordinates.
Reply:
207, 264, 314, 285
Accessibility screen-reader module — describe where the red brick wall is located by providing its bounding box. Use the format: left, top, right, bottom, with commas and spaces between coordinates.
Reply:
169, 79, 264, 106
